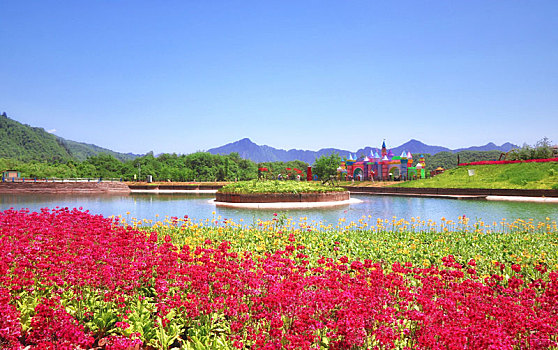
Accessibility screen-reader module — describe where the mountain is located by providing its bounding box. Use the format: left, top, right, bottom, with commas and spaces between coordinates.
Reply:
208, 138, 351, 163
0, 112, 72, 162
390, 139, 452, 155
454, 142, 517, 153
0, 113, 140, 162
57, 138, 139, 161
208, 138, 519, 164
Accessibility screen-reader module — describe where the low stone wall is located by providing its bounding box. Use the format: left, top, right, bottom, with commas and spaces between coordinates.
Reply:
343, 186, 558, 197
0, 182, 131, 194
215, 191, 349, 203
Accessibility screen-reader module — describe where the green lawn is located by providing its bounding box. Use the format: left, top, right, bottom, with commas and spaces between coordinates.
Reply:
393, 162, 558, 189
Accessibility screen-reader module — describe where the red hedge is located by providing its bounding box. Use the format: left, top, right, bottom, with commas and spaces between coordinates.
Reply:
459, 157, 558, 166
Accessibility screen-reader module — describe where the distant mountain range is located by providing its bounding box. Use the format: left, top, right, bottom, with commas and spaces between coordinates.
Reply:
0, 113, 139, 162
0, 113, 519, 164
208, 138, 519, 164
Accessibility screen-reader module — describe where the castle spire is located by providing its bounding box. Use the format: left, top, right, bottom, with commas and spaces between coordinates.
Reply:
381, 139, 387, 157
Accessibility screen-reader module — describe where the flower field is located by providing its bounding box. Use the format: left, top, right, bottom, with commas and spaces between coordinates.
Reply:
1, 208, 558, 349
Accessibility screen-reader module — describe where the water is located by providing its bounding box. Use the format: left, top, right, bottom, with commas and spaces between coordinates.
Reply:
1, 192, 557, 226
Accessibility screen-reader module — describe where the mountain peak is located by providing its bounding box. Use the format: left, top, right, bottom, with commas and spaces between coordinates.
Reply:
236, 138, 255, 144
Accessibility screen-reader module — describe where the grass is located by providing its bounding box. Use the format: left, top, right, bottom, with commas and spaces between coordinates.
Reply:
218, 179, 346, 194
391, 162, 558, 189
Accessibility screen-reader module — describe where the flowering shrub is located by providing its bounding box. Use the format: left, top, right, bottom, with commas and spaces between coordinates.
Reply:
1, 208, 557, 349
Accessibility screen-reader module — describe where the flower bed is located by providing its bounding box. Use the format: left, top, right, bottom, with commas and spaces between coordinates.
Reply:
1, 209, 557, 349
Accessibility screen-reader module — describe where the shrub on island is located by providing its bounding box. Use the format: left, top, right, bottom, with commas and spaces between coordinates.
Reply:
216, 180, 349, 203
218, 180, 346, 194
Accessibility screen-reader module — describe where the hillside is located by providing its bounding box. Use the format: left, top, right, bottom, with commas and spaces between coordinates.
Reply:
420, 150, 503, 172
394, 162, 558, 190
0, 113, 72, 162
0, 113, 139, 162
57, 138, 139, 162
208, 138, 518, 164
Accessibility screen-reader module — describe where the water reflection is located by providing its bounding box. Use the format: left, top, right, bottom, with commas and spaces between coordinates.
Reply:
0, 193, 556, 226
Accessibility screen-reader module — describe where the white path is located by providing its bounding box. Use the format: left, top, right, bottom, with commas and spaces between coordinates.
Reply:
131, 189, 218, 194
486, 196, 558, 203
212, 197, 362, 209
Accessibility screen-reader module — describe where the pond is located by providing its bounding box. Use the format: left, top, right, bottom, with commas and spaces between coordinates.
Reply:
1, 192, 557, 227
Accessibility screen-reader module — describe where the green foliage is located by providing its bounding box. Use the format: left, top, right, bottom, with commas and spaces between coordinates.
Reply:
0, 151, 262, 181
0, 112, 139, 162
507, 137, 555, 160
131, 152, 259, 182
59, 138, 139, 162
418, 150, 502, 173
312, 153, 342, 181
394, 162, 558, 189
218, 180, 345, 194
256, 160, 308, 180
0, 113, 72, 162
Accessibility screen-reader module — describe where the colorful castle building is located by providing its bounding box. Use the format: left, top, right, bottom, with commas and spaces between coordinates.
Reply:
339, 141, 426, 181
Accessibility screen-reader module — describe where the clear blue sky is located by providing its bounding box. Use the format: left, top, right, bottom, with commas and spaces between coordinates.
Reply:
1, 1, 557, 155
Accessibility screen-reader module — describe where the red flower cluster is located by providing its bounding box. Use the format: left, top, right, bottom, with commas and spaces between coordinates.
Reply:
1, 208, 557, 349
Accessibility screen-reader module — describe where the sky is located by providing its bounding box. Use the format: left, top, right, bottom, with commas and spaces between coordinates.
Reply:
1, 1, 557, 155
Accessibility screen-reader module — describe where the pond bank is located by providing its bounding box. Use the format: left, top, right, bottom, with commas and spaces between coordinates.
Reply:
212, 197, 361, 209
344, 185, 558, 203
0, 181, 130, 194
3, 182, 557, 204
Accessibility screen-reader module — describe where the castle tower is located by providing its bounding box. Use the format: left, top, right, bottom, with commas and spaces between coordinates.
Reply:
381, 140, 387, 158
419, 154, 426, 168
419, 154, 426, 179
400, 151, 408, 179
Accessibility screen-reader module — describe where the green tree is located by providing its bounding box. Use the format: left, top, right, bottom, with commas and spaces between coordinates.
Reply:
507, 138, 554, 161
312, 153, 341, 181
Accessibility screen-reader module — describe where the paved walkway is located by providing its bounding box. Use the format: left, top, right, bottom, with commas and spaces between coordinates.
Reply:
130, 189, 218, 194
486, 196, 558, 203
349, 191, 487, 200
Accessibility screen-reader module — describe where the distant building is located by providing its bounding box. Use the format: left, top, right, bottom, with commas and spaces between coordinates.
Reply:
2, 170, 20, 181
339, 141, 426, 181
431, 167, 445, 177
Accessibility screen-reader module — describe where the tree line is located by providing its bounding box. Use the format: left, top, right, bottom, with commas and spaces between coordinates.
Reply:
2, 138, 554, 181
506, 137, 556, 161
0, 152, 312, 182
